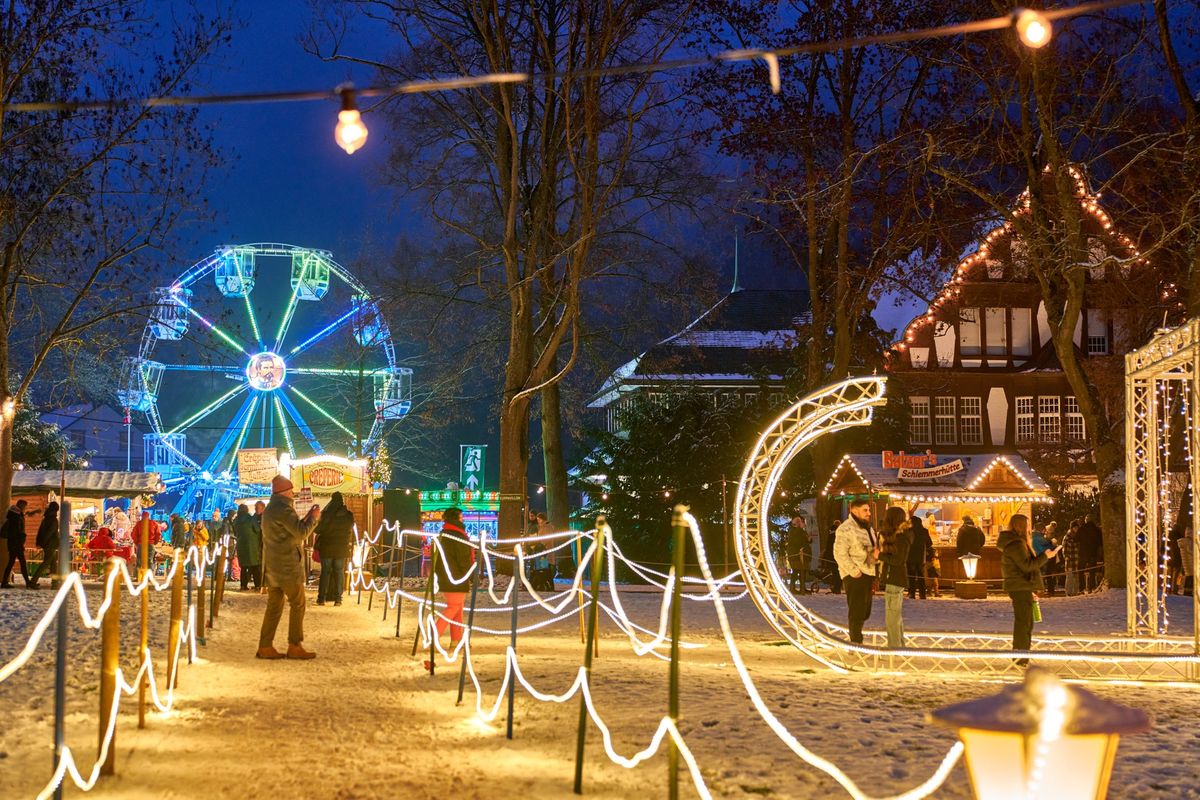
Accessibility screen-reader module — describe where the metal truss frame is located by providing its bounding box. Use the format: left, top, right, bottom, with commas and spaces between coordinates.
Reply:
733, 375, 1200, 683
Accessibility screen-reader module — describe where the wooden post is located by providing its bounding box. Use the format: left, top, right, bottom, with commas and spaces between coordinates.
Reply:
167, 550, 183, 689
413, 543, 439, 658
195, 552, 207, 647
214, 539, 227, 618
505, 545, 520, 740
138, 517, 150, 729
395, 538, 408, 638
577, 535, 586, 643
667, 506, 688, 800
456, 539, 483, 706
573, 521, 606, 794
99, 559, 120, 776
52, 500, 72, 800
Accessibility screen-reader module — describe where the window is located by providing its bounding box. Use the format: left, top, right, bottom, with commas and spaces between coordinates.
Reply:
986, 259, 1004, 279
985, 308, 1007, 355
934, 396, 957, 445
1011, 308, 1032, 356
1016, 397, 1036, 443
960, 397, 983, 445
1039, 396, 1061, 442
909, 397, 931, 445
66, 430, 86, 449
1065, 396, 1086, 441
959, 308, 981, 356
1086, 308, 1108, 355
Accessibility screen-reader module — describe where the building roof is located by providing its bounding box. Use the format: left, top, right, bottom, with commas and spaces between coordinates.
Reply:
11, 470, 163, 499
589, 289, 811, 407
822, 452, 1051, 502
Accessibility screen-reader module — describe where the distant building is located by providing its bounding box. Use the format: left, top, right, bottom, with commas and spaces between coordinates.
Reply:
886, 166, 1164, 483
39, 404, 146, 472
588, 288, 811, 432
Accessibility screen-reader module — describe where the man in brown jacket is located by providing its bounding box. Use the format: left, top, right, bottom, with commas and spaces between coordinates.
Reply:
257, 475, 320, 660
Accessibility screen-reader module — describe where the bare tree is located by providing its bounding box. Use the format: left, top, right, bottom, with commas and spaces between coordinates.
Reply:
0, 1, 232, 508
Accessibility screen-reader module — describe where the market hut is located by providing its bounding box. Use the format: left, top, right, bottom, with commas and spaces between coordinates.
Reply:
820, 451, 1053, 585
9, 469, 163, 553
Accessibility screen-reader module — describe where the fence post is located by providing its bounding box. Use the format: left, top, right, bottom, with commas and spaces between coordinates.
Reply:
457, 539, 484, 705
99, 558, 121, 776
195, 551, 207, 647
168, 550, 183, 689
574, 523, 606, 794
506, 544, 520, 740
138, 518, 149, 729
185, 556, 194, 663
413, 543, 439, 659
667, 505, 689, 800
214, 540, 227, 618
395, 537, 408, 638
52, 500, 72, 800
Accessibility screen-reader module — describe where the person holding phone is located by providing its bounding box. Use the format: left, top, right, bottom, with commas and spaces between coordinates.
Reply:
998, 514, 1060, 666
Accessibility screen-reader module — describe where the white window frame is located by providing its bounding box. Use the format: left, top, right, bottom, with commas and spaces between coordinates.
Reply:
934, 396, 957, 445
1011, 307, 1033, 357
960, 397, 983, 445
1039, 396, 1061, 443
985, 308, 1008, 356
959, 307, 981, 356
1086, 308, 1109, 355
909, 397, 931, 446
1016, 396, 1036, 443
1065, 396, 1086, 441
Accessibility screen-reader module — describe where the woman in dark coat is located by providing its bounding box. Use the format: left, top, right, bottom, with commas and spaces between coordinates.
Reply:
30, 502, 60, 589
998, 513, 1059, 665
234, 505, 262, 591
313, 492, 356, 606
877, 506, 911, 648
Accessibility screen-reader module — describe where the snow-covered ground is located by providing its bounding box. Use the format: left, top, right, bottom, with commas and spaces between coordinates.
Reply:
2, 581, 1199, 799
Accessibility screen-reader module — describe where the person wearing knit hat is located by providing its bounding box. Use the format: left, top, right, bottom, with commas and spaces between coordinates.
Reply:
257, 474, 320, 660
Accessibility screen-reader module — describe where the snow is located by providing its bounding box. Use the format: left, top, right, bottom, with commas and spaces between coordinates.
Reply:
2, 581, 1200, 799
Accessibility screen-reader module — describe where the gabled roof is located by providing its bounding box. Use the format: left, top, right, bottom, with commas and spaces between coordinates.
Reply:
589, 289, 810, 407
821, 452, 1050, 502
12, 470, 163, 498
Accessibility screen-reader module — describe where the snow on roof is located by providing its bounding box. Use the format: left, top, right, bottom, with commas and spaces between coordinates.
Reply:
12, 470, 163, 498
822, 452, 1050, 499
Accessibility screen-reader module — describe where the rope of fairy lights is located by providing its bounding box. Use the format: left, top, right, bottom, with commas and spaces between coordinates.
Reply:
0, 1, 1145, 115
0, 542, 225, 800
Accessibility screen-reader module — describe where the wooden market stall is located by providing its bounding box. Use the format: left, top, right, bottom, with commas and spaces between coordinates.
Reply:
821, 451, 1053, 586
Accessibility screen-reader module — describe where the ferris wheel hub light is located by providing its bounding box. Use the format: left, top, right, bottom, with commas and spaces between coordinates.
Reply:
246, 351, 287, 391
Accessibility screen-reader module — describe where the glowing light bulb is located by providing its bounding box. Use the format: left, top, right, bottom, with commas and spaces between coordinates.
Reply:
1015, 8, 1051, 48
334, 87, 369, 155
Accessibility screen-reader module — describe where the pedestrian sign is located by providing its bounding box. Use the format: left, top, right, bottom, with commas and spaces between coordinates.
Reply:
460, 445, 486, 491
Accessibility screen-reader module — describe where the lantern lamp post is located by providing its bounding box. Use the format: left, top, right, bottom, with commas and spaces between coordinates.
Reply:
928, 668, 1150, 800
955, 553, 987, 599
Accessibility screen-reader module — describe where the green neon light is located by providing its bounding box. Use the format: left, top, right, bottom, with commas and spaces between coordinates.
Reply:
274, 396, 295, 457
274, 256, 306, 350
227, 394, 261, 471
183, 305, 248, 356
168, 383, 246, 435
288, 386, 356, 437
232, 251, 263, 349
288, 367, 390, 376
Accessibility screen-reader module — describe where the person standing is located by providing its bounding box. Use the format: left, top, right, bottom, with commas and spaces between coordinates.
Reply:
1034, 522, 1060, 596
906, 514, 931, 600
257, 476, 320, 660
314, 492, 355, 606
820, 522, 842, 594
1076, 513, 1103, 591
1062, 519, 1082, 596
998, 514, 1060, 666
786, 515, 811, 594
253, 500, 267, 594
833, 499, 878, 644
955, 515, 985, 579
426, 506, 475, 670
191, 518, 210, 552
29, 502, 60, 589
877, 507, 911, 648
234, 505, 262, 590
1, 499, 31, 588
1179, 525, 1195, 597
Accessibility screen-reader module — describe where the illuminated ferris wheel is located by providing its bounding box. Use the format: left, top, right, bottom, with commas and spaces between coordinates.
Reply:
117, 243, 412, 515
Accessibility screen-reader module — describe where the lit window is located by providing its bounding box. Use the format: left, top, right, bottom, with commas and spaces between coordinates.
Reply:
934, 396, 957, 445
910, 397, 931, 445
959, 308, 981, 356
1039, 396, 1061, 442
1086, 308, 1108, 355
985, 308, 1007, 355
1065, 396, 1086, 441
1011, 308, 1032, 356
960, 397, 983, 445
1016, 397, 1036, 443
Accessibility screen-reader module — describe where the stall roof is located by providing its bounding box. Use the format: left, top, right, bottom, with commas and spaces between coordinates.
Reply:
11, 470, 162, 499
822, 453, 1051, 503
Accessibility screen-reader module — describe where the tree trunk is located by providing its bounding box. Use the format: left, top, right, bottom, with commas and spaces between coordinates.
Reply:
540, 376, 570, 531
0, 330, 10, 514
498, 392, 530, 539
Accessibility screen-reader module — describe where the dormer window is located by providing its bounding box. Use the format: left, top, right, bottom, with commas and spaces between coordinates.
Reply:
960, 308, 981, 356
985, 308, 1007, 355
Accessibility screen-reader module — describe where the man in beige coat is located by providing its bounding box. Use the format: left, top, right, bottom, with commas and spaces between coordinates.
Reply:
257, 475, 320, 660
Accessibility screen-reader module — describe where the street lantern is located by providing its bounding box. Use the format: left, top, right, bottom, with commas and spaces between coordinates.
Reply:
928, 668, 1150, 800
955, 553, 986, 599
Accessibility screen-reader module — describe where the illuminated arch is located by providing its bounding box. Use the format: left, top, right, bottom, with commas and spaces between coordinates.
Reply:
733, 375, 1200, 682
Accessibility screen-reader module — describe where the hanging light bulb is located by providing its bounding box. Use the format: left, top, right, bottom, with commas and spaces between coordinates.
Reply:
334, 86, 369, 155
1014, 8, 1052, 49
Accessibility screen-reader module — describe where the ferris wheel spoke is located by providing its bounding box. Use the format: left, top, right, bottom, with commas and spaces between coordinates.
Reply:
159, 363, 242, 373
201, 391, 260, 474
166, 382, 248, 436
287, 306, 357, 359
231, 253, 265, 351
272, 395, 296, 458
182, 305, 250, 357
288, 385, 357, 438
225, 393, 262, 473
288, 367, 389, 376
275, 390, 325, 456
272, 256, 309, 353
